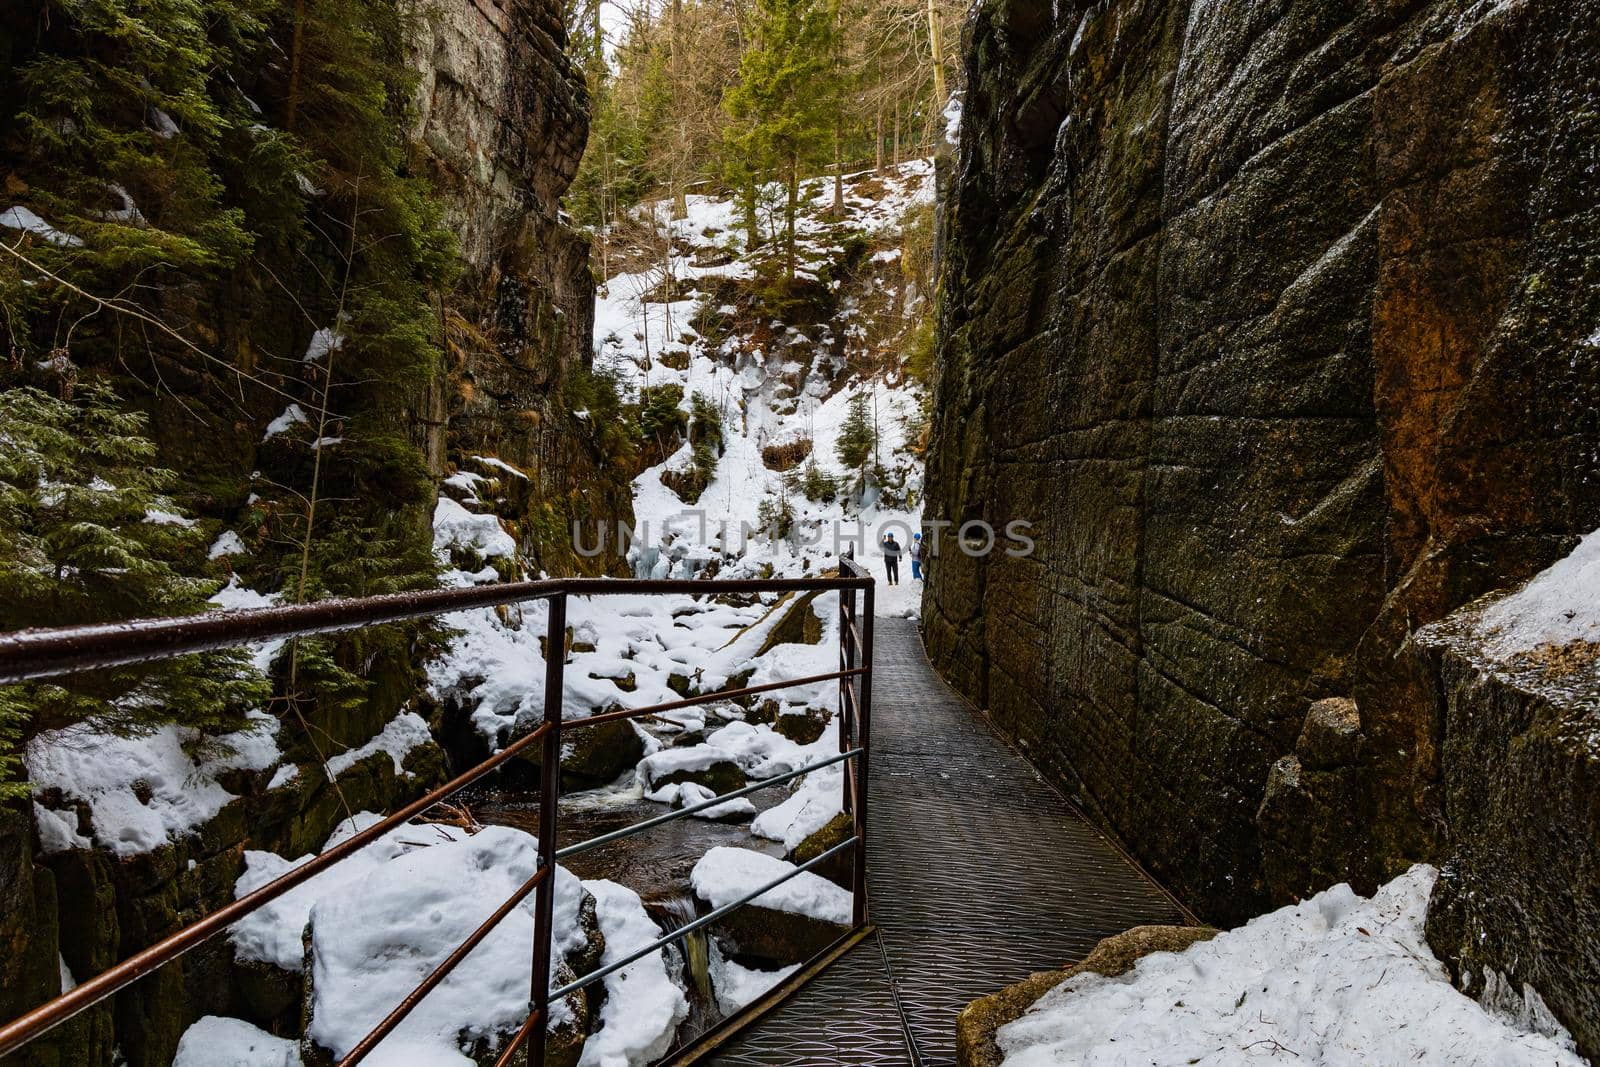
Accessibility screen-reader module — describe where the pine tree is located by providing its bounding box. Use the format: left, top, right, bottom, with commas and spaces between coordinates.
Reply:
835, 391, 877, 477
0, 385, 266, 794
722, 0, 838, 280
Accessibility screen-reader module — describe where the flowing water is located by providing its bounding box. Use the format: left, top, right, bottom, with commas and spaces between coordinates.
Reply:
461, 773, 789, 1049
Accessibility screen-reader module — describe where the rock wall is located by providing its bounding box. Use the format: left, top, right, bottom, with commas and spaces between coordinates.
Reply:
925, 0, 1598, 935
2, 0, 621, 1062
407, 0, 633, 574
1413, 592, 1600, 1058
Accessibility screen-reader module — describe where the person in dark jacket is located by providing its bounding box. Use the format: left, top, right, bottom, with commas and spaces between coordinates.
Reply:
881, 532, 902, 585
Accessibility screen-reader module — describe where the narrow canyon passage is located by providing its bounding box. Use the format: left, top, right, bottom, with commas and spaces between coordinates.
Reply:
714, 619, 1186, 1065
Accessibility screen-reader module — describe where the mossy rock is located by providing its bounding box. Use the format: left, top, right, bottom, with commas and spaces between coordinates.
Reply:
232, 957, 302, 1028
786, 811, 855, 889
756, 591, 824, 655
561, 719, 645, 790
666, 673, 694, 698
747, 699, 780, 725
710, 902, 848, 968
955, 925, 1218, 1067
774, 707, 828, 745
650, 758, 747, 797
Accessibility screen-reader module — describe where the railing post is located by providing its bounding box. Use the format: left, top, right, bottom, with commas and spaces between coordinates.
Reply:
838, 587, 855, 815
852, 582, 873, 928
530, 592, 567, 1066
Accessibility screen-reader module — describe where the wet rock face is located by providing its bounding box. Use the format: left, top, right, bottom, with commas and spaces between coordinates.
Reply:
1412, 607, 1600, 1060
408, 0, 633, 575
924, 0, 1599, 924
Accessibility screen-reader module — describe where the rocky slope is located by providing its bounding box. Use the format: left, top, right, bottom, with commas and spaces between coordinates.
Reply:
924, 0, 1598, 1046
2, 0, 629, 1062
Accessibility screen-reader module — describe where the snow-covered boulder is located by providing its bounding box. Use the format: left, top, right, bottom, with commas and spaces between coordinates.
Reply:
989, 866, 1584, 1067
303, 825, 593, 1064
577, 881, 689, 1066
173, 1016, 301, 1067
690, 847, 852, 966
637, 744, 746, 797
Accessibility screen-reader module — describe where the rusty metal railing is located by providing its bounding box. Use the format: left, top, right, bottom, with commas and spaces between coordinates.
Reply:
0, 562, 876, 1065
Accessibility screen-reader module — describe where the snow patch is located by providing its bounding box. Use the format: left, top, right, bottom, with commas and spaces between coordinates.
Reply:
174, 1016, 301, 1067
1474, 526, 1600, 657
577, 880, 689, 1066
996, 865, 1583, 1066
690, 846, 851, 925
433, 496, 517, 560
323, 711, 431, 779
1, 205, 83, 247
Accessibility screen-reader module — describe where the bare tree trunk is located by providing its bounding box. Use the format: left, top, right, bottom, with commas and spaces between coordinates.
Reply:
927, 0, 946, 105
285, 0, 307, 132
875, 106, 885, 172
833, 125, 845, 215
893, 103, 902, 167
784, 155, 798, 281
742, 175, 760, 252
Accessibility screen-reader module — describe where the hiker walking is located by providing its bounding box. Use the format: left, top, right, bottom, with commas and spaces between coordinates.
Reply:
910, 532, 925, 581
881, 532, 902, 586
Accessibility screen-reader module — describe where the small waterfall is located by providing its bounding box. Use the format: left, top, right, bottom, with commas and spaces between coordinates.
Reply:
647, 894, 720, 1038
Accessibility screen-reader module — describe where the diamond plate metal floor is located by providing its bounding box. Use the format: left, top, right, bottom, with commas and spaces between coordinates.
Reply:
710, 618, 1188, 1066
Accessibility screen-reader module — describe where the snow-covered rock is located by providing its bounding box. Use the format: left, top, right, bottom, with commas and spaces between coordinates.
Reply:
577, 880, 689, 1066
173, 1016, 301, 1067
995, 865, 1583, 1066
304, 825, 589, 1062
750, 762, 844, 851
433, 496, 517, 560
26, 710, 281, 857
690, 846, 850, 925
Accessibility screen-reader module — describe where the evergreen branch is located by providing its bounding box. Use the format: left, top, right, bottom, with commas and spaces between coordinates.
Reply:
0, 238, 345, 419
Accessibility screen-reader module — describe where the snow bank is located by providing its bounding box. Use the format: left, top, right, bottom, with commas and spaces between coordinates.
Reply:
324, 711, 431, 779
1475, 526, 1600, 656
750, 762, 843, 850
27, 710, 281, 857
173, 1016, 301, 1067
690, 846, 850, 925
305, 825, 588, 1063
577, 880, 689, 1067
996, 865, 1583, 1066
433, 496, 516, 560
709, 941, 796, 1015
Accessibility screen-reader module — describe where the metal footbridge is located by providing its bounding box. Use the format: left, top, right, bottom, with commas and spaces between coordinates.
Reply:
706, 618, 1187, 1065
0, 568, 1187, 1066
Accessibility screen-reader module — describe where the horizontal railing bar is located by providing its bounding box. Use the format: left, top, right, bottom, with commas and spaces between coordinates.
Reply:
338, 865, 552, 1066
491, 1007, 546, 1067
556, 749, 864, 861
550, 837, 859, 1000
564, 668, 867, 730
0, 720, 556, 1057
0, 576, 870, 684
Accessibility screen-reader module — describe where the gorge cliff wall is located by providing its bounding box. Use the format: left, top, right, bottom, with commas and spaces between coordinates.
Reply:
408, 0, 633, 574
1, 0, 618, 1062
924, 0, 1599, 1039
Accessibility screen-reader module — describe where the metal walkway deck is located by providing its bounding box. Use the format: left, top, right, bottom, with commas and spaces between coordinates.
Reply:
711, 618, 1189, 1066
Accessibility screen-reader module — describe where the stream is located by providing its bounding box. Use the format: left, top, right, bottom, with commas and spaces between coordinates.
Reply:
462, 773, 791, 1049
